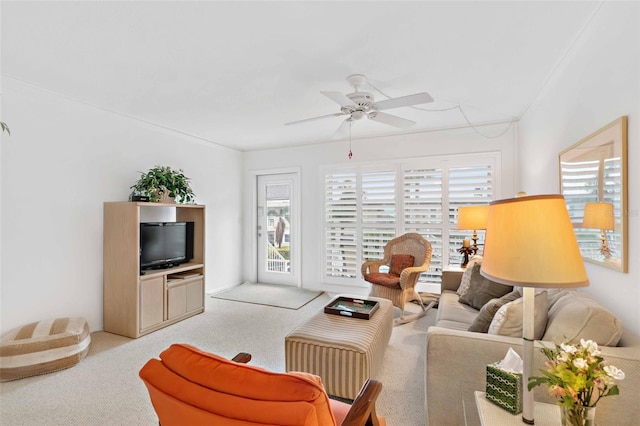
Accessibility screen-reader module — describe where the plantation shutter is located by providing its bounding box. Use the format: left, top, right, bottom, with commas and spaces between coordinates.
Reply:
362, 170, 396, 262
402, 168, 443, 283
325, 172, 358, 278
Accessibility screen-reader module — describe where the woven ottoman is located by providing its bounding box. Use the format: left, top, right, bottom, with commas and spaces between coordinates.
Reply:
0, 317, 91, 381
285, 295, 393, 399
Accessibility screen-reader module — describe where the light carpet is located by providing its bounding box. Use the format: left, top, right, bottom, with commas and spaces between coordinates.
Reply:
0, 294, 439, 426
211, 282, 323, 309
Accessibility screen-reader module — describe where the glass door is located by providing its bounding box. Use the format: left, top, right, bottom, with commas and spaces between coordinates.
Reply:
257, 173, 299, 286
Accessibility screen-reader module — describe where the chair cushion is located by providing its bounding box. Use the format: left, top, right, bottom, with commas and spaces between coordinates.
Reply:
364, 273, 401, 288
0, 317, 91, 382
140, 343, 337, 426
389, 254, 414, 276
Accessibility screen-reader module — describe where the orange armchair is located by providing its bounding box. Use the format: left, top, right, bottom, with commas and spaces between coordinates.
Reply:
139, 343, 385, 426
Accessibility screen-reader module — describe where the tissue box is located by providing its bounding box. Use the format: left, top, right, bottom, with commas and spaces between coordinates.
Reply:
486, 362, 523, 414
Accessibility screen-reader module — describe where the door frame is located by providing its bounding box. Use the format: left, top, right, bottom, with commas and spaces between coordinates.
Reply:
249, 167, 301, 287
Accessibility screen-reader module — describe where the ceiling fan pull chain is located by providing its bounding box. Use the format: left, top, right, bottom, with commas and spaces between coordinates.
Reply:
348, 120, 353, 159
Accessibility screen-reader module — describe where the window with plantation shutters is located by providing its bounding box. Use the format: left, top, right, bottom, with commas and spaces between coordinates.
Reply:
323, 154, 499, 287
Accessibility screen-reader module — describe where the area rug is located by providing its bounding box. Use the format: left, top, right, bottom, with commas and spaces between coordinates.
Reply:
211, 282, 323, 310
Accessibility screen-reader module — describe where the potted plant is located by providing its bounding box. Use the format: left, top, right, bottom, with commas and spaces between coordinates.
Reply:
130, 165, 195, 204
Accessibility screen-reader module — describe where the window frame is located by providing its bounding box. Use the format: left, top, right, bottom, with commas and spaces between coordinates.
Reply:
321, 152, 501, 289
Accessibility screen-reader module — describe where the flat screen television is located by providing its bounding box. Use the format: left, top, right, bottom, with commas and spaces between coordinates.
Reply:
140, 222, 194, 271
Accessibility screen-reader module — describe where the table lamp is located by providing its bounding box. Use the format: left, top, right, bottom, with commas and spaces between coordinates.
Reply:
457, 205, 489, 254
480, 194, 589, 424
583, 202, 615, 258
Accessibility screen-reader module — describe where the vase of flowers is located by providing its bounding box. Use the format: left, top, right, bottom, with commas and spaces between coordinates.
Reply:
528, 339, 625, 426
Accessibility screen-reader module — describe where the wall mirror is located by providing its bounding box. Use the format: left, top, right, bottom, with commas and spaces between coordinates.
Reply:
559, 116, 628, 273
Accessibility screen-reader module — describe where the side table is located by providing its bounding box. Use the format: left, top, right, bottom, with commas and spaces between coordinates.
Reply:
475, 392, 561, 426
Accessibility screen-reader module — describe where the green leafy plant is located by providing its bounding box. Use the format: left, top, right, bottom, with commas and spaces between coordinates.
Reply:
1, 122, 9, 135
130, 165, 195, 204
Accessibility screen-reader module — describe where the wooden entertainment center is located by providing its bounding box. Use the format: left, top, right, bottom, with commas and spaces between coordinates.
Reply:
103, 202, 205, 338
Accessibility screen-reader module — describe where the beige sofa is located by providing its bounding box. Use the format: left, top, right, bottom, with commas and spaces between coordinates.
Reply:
425, 264, 640, 426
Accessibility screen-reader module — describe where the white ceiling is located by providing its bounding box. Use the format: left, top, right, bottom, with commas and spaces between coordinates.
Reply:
2, 1, 602, 151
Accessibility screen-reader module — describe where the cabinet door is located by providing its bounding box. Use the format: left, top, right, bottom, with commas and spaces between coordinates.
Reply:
186, 278, 204, 312
167, 284, 187, 320
168, 277, 203, 319
140, 277, 164, 330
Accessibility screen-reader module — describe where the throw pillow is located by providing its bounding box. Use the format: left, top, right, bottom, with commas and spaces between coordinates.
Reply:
542, 291, 623, 347
488, 291, 549, 340
458, 263, 513, 310
468, 291, 521, 333
456, 255, 483, 296
389, 254, 414, 276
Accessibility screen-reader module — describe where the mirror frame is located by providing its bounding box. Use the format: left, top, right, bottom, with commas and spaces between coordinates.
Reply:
559, 116, 628, 273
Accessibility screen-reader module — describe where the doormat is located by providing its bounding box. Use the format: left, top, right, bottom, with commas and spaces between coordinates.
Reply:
211, 282, 324, 310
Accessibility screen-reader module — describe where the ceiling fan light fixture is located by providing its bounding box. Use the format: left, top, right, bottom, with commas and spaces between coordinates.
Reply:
352, 111, 366, 120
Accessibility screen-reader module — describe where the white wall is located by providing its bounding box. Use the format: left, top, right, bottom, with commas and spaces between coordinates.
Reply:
243, 123, 517, 294
518, 2, 639, 335
0, 80, 244, 334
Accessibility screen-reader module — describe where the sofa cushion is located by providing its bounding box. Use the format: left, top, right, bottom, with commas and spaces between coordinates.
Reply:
435, 291, 479, 327
468, 291, 521, 333
389, 254, 414, 276
542, 291, 623, 346
456, 255, 483, 296
458, 263, 513, 310
488, 291, 549, 340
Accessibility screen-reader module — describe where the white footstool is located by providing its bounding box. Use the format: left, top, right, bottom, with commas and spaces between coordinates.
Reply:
285, 295, 393, 399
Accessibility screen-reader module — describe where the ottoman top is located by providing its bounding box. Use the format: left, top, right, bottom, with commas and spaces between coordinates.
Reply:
286, 296, 392, 352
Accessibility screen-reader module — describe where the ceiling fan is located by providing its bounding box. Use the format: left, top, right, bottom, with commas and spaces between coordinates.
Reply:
285, 74, 434, 139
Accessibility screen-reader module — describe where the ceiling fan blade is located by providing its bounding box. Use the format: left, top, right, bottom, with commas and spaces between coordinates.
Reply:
321, 91, 356, 107
331, 118, 352, 140
368, 111, 415, 129
374, 92, 434, 110
284, 112, 344, 126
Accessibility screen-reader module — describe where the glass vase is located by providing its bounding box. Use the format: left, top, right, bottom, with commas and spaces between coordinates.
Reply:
560, 405, 596, 426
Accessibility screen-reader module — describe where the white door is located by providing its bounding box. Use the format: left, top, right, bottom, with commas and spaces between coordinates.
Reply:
257, 173, 299, 286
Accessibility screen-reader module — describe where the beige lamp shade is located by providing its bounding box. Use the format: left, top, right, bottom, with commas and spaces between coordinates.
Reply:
457, 205, 489, 230
480, 194, 589, 289
583, 202, 615, 230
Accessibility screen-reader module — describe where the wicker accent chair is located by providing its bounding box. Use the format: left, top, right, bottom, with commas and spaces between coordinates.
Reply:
362, 233, 433, 323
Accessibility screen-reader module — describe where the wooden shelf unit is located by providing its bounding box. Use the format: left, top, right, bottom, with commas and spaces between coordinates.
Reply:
103, 202, 206, 338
